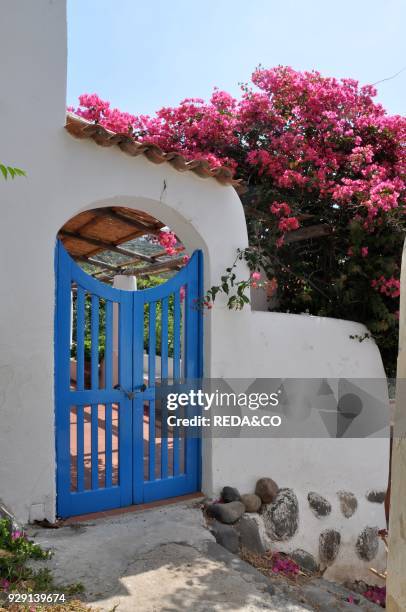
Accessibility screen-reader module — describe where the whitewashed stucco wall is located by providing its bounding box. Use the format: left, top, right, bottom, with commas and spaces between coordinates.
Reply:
0, 0, 388, 581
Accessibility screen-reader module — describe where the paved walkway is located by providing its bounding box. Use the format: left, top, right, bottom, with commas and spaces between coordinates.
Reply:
28, 501, 380, 611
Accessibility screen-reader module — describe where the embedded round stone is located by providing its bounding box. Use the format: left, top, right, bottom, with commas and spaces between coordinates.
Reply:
291, 549, 319, 573
366, 490, 386, 504
255, 477, 279, 504
207, 501, 245, 524
210, 520, 239, 554
235, 515, 266, 554
307, 492, 332, 518
338, 491, 358, 518
319, 529, 341, 565
262, 488, 299, 541
241, 493, 262, 513
356, 527, 379, 561
221, 486, 241, 503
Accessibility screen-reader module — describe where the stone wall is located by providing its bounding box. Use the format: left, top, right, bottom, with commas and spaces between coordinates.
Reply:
208, 478, 387, 583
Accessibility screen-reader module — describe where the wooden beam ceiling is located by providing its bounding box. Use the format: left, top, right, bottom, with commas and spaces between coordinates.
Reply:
135, 257, 184, 276
77, 256, 120, 272
104, 207, 162, 235
59, 206, 183, 283
58, 230, 155, 263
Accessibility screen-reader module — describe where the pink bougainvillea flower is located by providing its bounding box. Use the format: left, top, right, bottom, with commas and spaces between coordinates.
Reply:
371, 276, 400, 298
70, 65, 405, 375
157, 230, 178, 256
270, 201, 291, 217
271, 553, 300, 576
278, 217, 300, 232
251, 271, 261, 280
363, 585, 386, 607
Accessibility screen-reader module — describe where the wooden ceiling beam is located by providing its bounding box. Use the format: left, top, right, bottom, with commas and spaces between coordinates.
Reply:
76, 255, 120, 273
92, 258, 184, 278
92, 258, 184, 281
75, 213, 104, 235
106, 207, 163, 236
58, 230, 155, 263
76, 253, 185, 278
135, 257, 184, 277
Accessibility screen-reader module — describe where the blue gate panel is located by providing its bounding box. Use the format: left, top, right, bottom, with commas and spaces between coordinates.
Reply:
55, 240, 203, 517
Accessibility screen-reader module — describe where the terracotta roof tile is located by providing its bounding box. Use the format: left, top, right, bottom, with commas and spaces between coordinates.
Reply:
65, 113, 244, 192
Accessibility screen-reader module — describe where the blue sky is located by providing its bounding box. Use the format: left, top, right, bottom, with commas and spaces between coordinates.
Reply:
67, 0, 406, 117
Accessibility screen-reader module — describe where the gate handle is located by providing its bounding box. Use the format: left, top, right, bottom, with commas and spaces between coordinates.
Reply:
114, 384, 146, 399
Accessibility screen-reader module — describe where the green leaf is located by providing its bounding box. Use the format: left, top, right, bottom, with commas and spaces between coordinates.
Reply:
227, 296, 237, 309
0, 164, 26, 180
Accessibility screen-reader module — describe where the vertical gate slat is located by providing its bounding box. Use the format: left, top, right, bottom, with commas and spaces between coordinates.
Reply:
161, 297, 169, 381
148, 303, 156, 482
105, 301, 113, 390
148, 303, 156, 385
182, 289, 187, 379
173, 291, 181, 381
118, 292, 134, 507
148, 399, 156, 481
184, 256, 202, 491
91, 403, 99, 490
76, 405, 85, 492
184, 278, 193, 464
91, 295, 100, 390
173, 290, 181, 476
55, 243, 72, 513
105, 402, 112, 488
132, 295, 145, 505
184, 282, 194, 378
161, 396, 168, 479
160, 298, 169, 478
76, 287, 85, 391
173, 289, 181, 476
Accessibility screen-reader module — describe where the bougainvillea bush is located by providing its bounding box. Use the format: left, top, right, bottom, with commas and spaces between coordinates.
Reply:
71, 66, 406, 375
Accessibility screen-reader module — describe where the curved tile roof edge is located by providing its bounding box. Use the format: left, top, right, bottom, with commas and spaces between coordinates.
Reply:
65, 113, 245, 192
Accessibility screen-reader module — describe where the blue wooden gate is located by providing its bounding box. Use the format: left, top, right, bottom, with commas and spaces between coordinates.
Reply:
55, 241, 203, 518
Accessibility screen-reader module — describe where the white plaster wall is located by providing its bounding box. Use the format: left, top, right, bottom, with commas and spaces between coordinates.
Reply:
206, 312, 388, 580
0, 0, 388, 582
0, 0, 248, 525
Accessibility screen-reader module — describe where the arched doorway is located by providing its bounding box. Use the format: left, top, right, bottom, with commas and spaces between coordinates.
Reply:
55, 207, 203, 518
